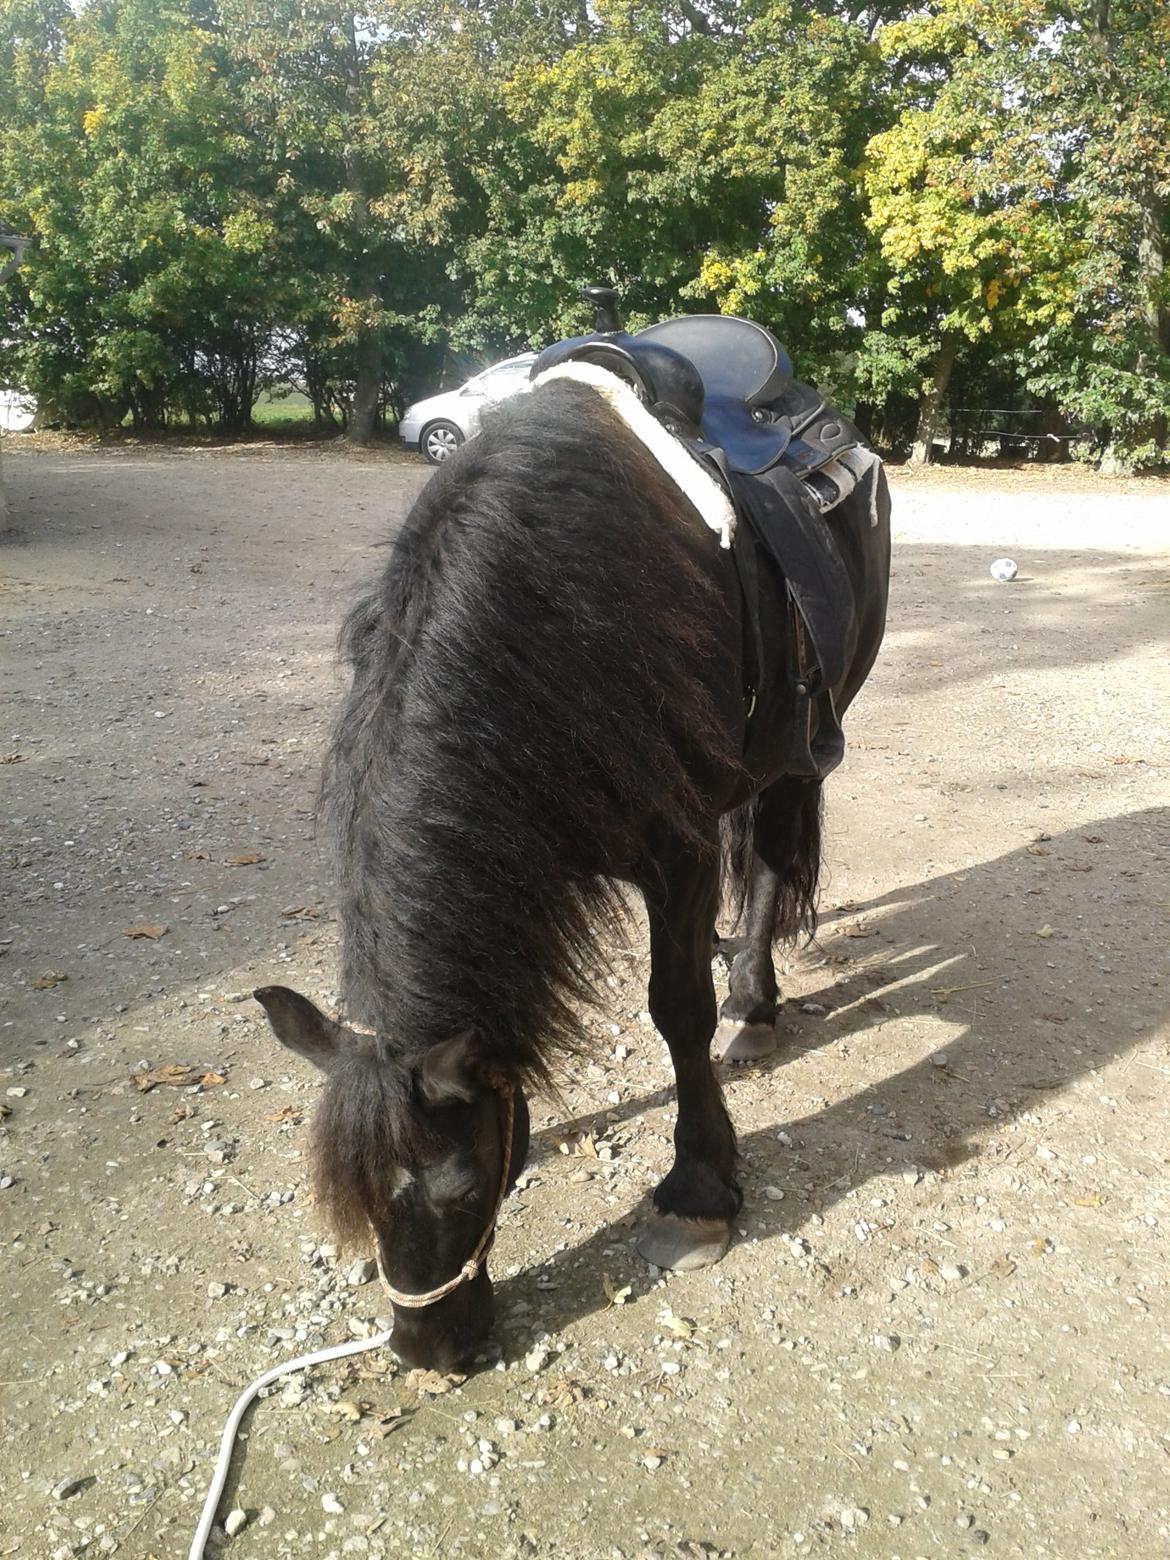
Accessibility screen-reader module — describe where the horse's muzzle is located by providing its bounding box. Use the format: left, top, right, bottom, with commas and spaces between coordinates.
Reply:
389, 1269, 494, 1372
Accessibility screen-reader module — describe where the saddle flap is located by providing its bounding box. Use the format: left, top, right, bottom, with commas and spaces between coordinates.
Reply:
701, 396, 793, 475
730, 465, 854, 695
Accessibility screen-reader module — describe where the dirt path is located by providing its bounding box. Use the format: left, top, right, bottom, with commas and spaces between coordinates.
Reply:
2, 447, 1168, 1560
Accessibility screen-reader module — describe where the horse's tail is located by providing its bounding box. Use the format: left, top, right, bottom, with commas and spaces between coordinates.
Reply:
721, 779, 823, 944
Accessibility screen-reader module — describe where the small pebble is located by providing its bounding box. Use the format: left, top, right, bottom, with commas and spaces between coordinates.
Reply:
525, 1343, 552, 1373
321, 1492, 344, 1513
939, 1263, 967, 1283
224, 1509, 247, 1537
346, 1259, 377, 1287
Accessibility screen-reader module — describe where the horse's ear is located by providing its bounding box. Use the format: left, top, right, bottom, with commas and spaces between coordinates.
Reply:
254, 986, 347, 1072
417, 1031, 483, 1107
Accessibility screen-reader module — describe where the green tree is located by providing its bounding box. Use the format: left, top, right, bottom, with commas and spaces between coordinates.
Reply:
1019, 0, 1170, 470
860, 0, 1082, 462
1, 0, 293, 430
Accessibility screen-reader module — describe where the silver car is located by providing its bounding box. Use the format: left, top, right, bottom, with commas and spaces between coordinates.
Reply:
399, 353, 538, 464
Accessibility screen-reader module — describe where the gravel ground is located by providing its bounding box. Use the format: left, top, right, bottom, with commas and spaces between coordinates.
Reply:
1, 443, 1168, 1560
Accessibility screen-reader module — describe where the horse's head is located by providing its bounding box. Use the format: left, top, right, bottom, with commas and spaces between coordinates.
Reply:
253, 985, 529, 1371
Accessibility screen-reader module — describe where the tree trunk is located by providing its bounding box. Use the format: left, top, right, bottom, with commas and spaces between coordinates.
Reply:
348, 323, 381, 445
909, 337, 958, 466
343, 12, 380, 448
1135, 186, 1168, 455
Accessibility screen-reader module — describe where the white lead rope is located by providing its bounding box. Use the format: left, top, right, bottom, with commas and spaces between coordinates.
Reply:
187, 1328, 393, 1560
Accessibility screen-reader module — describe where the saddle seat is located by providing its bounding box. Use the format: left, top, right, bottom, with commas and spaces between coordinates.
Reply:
636, 314, 793, 475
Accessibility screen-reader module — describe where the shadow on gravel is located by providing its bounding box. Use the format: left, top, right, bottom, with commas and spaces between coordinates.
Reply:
504, 805, 1168, 1346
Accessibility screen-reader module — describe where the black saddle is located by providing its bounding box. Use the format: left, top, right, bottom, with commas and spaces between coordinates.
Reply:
533, 287, 881, 780
531, 285, 866, 497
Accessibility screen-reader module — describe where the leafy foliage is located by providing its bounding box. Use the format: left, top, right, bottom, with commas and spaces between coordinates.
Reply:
1, 0, 1166, 466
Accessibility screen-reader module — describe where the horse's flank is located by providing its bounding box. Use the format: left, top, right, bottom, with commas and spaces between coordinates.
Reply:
322, 379, 744, 1088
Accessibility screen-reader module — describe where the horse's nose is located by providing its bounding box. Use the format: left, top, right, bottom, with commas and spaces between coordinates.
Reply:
391, 1316, 486, 1372
390, 1278, 494, 1371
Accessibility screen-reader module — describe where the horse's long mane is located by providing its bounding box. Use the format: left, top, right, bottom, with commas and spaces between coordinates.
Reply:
323, 379, 739, 1094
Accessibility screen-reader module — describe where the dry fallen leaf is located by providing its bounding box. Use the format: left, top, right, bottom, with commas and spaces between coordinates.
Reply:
841, 923, 874, 939
0, 753, 26, 765
406, 1369, 465, 1397
122, 923, 169, 941
546, 1379, 588, 1408
227, 852, 266, 866
1035, 925, 1054, 939
1073, 1194, 1103, 1208
265, 1104, 303, 1126
131, 1064, 226, 1093
547, 1129, 599, 1158
368, 1410, 405, 1439
659, 1309, 695, 1340
319, 1399, 365, 1422
989, 1254, 1017, 1279
32, 971, 67, 990
280, 905, 318, 920
602, 1272, 632, 1308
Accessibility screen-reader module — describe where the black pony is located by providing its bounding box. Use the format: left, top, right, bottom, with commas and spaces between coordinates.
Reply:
256, 375, 889, 1369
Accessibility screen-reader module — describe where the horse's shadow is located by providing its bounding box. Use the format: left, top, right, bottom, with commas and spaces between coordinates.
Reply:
489, 803, 1168, 1347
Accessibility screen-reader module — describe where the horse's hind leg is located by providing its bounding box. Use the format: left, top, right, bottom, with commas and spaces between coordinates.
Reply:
714, 776, 823, 1064
635, 833, 742, 1273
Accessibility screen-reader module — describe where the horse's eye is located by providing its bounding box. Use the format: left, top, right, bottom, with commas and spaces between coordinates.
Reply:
428, 1167, 479, 1205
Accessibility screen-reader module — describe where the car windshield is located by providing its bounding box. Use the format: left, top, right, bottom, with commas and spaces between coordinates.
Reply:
474, 360, 530, 391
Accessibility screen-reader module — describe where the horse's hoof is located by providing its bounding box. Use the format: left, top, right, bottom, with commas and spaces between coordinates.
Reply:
712, 1019, 777, 1064
636, 1213, 732, 1272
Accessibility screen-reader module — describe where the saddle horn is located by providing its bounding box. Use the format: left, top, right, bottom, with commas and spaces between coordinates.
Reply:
581, 284, 622, 334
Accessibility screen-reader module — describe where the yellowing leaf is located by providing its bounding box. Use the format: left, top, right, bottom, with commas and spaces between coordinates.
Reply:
602, 1272, 632, 1308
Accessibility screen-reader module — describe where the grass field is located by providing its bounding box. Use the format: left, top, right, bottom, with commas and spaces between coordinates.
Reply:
251, 386, 315, 426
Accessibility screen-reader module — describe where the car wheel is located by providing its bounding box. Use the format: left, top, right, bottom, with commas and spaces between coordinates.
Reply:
421, 420, 464, 465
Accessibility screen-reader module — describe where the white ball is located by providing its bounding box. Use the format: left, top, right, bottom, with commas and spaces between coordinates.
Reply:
990, 558, 1018, 581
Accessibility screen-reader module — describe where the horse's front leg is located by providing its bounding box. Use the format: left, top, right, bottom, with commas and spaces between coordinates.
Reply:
635, 837, 742, 1272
